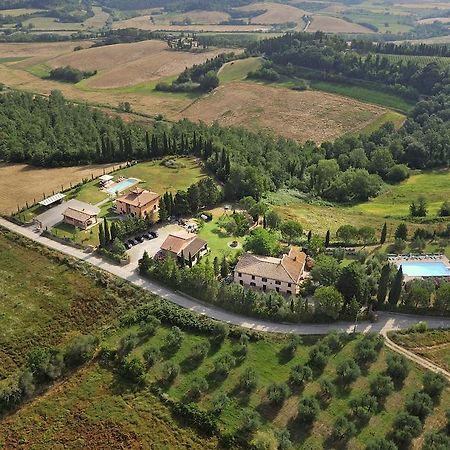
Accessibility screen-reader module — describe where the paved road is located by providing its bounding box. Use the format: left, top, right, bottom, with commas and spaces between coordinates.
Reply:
2, 217, 450, 336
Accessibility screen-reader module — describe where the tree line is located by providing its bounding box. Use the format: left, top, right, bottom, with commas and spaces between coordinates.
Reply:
49, 66, 97, 83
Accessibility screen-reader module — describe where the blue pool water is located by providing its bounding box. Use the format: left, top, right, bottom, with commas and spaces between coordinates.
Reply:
106, 178, 138, 195
400, 261, 450, 277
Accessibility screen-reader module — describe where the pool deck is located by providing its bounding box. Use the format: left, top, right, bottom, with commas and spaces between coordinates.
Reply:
102, 177, 140, 196
388, 254, 450, 280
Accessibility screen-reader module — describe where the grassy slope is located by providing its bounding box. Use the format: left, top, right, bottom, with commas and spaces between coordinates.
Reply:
218, 57, 262, 83
352, 170, 450, 218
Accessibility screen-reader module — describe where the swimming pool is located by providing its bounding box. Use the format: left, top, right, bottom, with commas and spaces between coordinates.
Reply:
400, 261, 450, 277
106, 178, 138, 195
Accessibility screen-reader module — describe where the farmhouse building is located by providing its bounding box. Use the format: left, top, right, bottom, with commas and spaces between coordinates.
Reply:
234, 248, 307, 295
62, 205, 99, 230
116, 188, 160, 219
160, 232, 208, 265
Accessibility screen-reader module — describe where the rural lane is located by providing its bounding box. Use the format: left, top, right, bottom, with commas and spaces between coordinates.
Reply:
2, 217, 450, 337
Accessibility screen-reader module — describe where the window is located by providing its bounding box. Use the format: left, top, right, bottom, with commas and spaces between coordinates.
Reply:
275, 281, 281, 285
262, 277, 267, 282
238, 272, 242, 277
288, 283, 291, 287
276, 287, 280, 293
250, 282, 256, 287
262, 285, 266, 291
251, 275, 255, 280
287, 290, 291, 295
239, 280, 243, 286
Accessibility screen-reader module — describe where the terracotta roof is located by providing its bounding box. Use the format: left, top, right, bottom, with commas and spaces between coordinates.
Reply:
234, 248, 306, 284
160, 232, 207, 257
116, 187, 160, 207
63, 207, 97, 223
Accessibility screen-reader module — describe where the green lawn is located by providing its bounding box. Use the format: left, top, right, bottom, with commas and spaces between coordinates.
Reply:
51, 221, 100, 247
197, 209, 245, 260
218, 57, 263, 84
352, 170, 450, 218
357, 111, 405, 135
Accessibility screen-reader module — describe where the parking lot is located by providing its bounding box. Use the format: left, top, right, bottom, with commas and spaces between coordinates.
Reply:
126, 223, 185, 265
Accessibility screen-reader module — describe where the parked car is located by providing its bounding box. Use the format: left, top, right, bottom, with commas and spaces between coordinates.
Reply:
150, 231, 158, 238
143, 232, 152, 240
127, 239, 137, 247
136, 235, 145, 243
124, 242, 132, 249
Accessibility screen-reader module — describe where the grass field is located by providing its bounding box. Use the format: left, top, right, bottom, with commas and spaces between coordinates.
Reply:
352, 170, 450, 218
357, 111, 406, 135
309, 15, 374, 33
218, 57, 262, 83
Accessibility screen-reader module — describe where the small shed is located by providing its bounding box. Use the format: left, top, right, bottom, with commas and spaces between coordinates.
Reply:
99, 175, 114, 186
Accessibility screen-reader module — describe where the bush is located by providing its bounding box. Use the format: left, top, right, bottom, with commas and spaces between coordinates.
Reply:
120, 356, 146, 384
160, 361, 180, 383
349, 395, 378, 424
289, 364, 313, 386
332, 415, 356, 442
422, 431, 450, 450
143, 347, 160, 367
387, 164, 409, 183
189, 341, 210, 362
317, 378, 336, 404
391, 412, 422, 447
297, 396, 320, 425
117, 332, 138, 357
355, 334, 382, 366
63, 334, 97, 368
214, 353, 235, 376
238, 367, 258, 392
251, 430, 279, 450
188, 376, 209, 400
385, 354, 409, 384
370, 374, 394, 400
211, 392, 230, 414
164, 326, 184, 351
138, 315, 161, 338
308, 347, 328, 372
267, 382, 290, 405
240, 409, 261, 433
405, 391, 433, 421
422, 372, 447, 400
336, 359, 361, 386
284, 335, 302, 359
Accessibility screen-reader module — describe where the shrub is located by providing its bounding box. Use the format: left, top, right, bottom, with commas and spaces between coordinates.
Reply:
239, 367, 258, 392
63, 334, 97, 368
289, 364, 313, 386
138, 315, 160, 338
189, 341, 210, 362
240, 409, 261, 433
405, 391, 433, 422
336, 359, 361, 386
297, 396, 320, 425
211, 392, 230, 414
120, 356, 146, 384
332, 415, 356, 442
385, 354, 409, 384
391, 412, 422, 447
370, 374, 394, 400
322, 331, 344, 353
164, 326, 184, 351
422, 372, 447, 400
317, 378, 336, 404
251, 430, 279, 450
117, 333, 138, 357
349, 395, 378, 424
267, 382, 290, 405
143, 347, 160, 367
160, 361, 180, 383
355, 334, 383, 366
284, 334, 303, 359
214, 353, 235, 376
188, 376, 209, 400
308, 347, 328, 372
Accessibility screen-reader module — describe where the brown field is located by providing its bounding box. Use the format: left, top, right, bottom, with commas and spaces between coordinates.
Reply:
83, 6, 109, 30
155, 9, 230, 24
309, 15, 374, 33
179, 81, 386, 143
0, 41, 92, 68
0, 8, 44, 16
47, 40, 230, 89
0, 163, 118, 214
235, 2, 306, 24
112, 15, 269, 32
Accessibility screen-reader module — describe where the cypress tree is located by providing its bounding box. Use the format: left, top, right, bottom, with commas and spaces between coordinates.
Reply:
180, 250, 186, 267
188, 252, 193, 268
220, 256, 229, 279
110, 221, 118, 241
158, 195, 168, 222
388, 266, 403, 306
213, 256, 220, 277
377, 263, 391, 305
98, 223, 105, 248
307, 230, 312, 242
380, 222, 387, 244
103, 217, 110, 244
325, 229, 330, 247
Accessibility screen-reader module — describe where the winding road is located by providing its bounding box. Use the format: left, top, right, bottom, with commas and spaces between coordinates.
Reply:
1, 217, 450, 378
